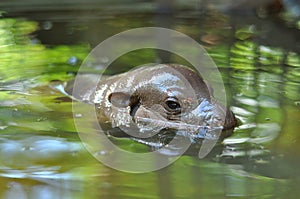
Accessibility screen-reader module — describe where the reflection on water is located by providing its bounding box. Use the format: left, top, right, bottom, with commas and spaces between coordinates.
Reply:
0, 1, 299, 198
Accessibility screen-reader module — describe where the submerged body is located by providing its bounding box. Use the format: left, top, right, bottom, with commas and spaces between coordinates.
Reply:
67, 64, 237, 140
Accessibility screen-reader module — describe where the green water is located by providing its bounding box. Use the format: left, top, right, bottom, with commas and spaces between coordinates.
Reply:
0, 1, 300, 198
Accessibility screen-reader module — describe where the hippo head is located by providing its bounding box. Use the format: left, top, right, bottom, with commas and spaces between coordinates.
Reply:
102, 64, 237, 141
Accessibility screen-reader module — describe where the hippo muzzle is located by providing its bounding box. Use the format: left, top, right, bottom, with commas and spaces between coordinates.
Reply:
123, 97, 236, 140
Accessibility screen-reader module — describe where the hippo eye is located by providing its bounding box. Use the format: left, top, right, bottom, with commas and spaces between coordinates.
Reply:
165, 98, 181, 112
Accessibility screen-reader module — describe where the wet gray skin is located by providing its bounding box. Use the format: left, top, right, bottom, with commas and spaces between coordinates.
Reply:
66, 64, 237, 141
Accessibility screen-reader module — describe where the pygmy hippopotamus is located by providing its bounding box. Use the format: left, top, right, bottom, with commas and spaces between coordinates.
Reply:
66, 64, 237, 142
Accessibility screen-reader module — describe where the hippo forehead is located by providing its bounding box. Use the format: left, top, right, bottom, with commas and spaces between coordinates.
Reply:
149, 72, 194, 97
131, 64, 211, 101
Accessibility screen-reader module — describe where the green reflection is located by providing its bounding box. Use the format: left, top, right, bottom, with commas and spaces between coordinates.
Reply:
0, 18, 89, 84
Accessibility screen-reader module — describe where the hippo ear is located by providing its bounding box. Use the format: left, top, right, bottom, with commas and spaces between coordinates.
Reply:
108, 92, 131, 108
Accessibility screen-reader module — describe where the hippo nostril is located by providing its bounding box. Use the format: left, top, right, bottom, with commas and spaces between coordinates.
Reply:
204, 112, 213, 120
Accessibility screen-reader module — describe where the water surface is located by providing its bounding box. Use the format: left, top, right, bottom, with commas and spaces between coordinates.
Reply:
0, 1, 299, 198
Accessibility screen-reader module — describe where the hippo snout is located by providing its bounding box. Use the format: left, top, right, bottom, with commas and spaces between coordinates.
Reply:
183, 99, 237, 135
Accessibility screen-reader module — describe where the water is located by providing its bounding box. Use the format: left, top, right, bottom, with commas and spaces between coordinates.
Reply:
0, 1, 300, 198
